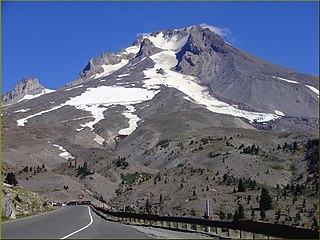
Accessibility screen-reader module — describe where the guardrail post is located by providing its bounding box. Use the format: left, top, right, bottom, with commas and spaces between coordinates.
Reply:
187, 223, 191, 230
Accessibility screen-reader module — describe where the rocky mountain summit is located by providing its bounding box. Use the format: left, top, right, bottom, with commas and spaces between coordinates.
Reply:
2, 24, 318, 227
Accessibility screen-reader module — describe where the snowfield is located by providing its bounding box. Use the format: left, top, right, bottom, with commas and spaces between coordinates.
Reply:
144, 51, 280, 123
65, 86, 158, 131
17, 86, 159, 133
17, 50, 282, 129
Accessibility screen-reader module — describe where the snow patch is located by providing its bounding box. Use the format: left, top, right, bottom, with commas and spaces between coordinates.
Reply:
125, 45, 140, 55
95, 59, 129, 79
117, 73, 130, 78
151, 51, 178, 69
273, 76, 299, 84
53, 144, 74, 160
76, 105, 108, 131
305, 85, 319, 97
65, 85, 83, 91
17, 89, 55, 102
275, 110, 285, 116
144, 32, 188, 51
118, 106, 140, 135
100, 80, 106, 82
14, 108, 30, 113
93, 133, 105, 145
17, 105, 62, 126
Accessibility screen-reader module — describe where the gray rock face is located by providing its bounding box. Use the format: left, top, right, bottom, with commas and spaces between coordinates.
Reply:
136, 38, 162, 59
78, 52, 120, 79
174, 26, 319, 118
2, 78, 45, 105
76, 44, 140, 85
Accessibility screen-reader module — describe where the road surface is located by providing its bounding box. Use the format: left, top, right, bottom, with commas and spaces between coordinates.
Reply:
2, 205, 151, 239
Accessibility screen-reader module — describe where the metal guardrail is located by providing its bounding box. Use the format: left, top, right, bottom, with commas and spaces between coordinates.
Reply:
91, 204, 319, 239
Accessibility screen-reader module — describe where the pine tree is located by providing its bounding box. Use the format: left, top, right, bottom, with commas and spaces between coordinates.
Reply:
238, 204, 245, 219
233, 210, 239, 220
219, 210, 226, 220
5, 172, 18, 186
259, 188, 272, 211
238, 178, 245, 192
145, 199, 151, 214
247, 195, 251, 204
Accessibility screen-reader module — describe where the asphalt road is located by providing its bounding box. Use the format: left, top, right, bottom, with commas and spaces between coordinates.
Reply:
1, 205, 151, 239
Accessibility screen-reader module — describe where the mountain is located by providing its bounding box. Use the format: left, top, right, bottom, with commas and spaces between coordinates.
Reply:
2, 25, 319, 226
2, 78, 54, 105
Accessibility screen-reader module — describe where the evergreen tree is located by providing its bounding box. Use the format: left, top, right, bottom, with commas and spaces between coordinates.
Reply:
247, 195, 251, 204
219, 210, 226, 220
238, 204, 245, 219
23, 166, 29, 172
259, 188, 272, 211
238, 178, 245, 192
145, 199, 152, 214
5, 172, 18, 186
233, 210, 239, 220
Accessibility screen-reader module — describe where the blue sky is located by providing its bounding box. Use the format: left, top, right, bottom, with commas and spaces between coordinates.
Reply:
2, 1, 319, 94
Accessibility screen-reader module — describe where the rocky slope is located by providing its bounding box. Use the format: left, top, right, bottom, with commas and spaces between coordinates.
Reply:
2, 183, 53, 220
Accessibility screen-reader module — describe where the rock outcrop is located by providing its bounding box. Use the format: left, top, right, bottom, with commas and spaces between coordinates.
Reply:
2, 78, 45, 105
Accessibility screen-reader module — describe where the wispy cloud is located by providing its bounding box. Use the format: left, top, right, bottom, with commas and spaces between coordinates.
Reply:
199, 23, 235, 45
136, 32, 151, 38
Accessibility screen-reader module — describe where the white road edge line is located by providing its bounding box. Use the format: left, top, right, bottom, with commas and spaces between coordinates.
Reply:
60, 206, 93, 239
